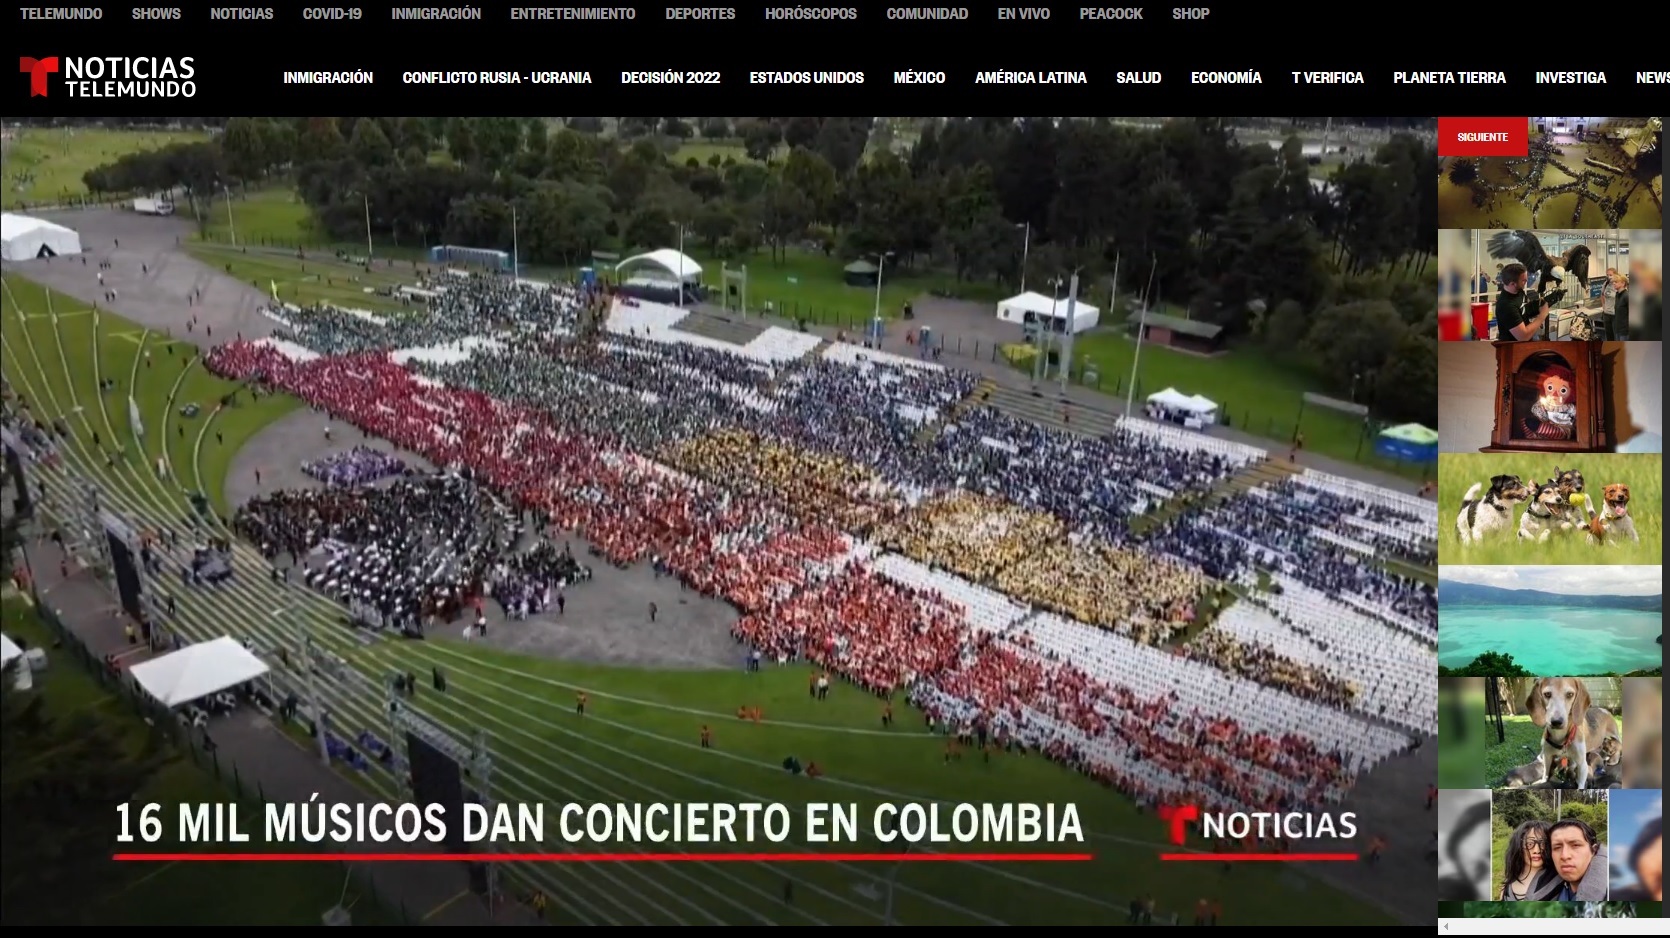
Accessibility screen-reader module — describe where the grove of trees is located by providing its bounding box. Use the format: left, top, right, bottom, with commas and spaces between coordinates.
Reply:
81, 116, 1439, 425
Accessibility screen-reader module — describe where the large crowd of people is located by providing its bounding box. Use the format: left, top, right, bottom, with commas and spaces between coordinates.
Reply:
199, 273, 1438, 816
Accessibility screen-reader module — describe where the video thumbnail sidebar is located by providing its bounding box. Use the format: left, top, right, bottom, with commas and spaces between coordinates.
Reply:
1437, 119, 1662, 922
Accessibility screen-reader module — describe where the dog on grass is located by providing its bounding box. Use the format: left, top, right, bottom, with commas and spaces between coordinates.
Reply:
1588, 483, 1639, 545
1517, 478, 1581, 541
1457, 475, 1530, 544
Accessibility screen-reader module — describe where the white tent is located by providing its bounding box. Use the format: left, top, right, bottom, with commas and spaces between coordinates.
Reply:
1, 633, 22, 668
1186, 393, 1220, 417
617, 248, 703, 283
127, 636, 270, 708
996, 291, 1101, 334
1, 213, 83, 261
1147, 387, 1220, 417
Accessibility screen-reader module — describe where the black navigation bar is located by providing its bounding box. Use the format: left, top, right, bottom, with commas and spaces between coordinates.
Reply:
8, 4, 1666, 112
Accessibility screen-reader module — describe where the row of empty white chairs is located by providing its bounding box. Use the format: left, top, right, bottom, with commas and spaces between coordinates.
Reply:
605, 300, 688, 336
869, 552, 1031, 635
1022, 614, 1411, 773
1300, 470, 1436, 521
605, 301, 825, 365
1213, 598, 1436, 734
821, 342, 946, 372
1116, 416, 1268, 463
744, 327, 824, 363
1015, 615, 1406, 805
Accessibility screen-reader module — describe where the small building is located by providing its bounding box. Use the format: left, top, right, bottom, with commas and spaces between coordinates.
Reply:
1, 212, 82, 261
842, 259, 879, 287
1129, 312, 1225, 354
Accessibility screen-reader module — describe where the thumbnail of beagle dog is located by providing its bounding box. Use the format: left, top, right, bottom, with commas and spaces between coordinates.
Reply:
1456, 475, 1531, 544
1524, 677, 1620, 790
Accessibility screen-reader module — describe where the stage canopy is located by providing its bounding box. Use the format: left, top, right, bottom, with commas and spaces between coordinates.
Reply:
843, 259, 880, 287
1147, 387, 1219, 416
1, 213, 83, 261
996, 291, 1101, 334
1375, 423, 1439, 463
128, 636, 270, 708
617, 248, 702, 283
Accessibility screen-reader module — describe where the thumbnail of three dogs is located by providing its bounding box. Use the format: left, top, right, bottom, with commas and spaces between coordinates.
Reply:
1497, 678, 1622, 790
1455, 467, 1637, 544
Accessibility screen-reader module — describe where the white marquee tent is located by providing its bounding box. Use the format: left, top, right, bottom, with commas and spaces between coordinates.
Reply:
1147, 387, 1220, 419
617, 248, 703, 283
127, 636, 270, 708
1, 212, 83, 261
996, 291, 1101, 334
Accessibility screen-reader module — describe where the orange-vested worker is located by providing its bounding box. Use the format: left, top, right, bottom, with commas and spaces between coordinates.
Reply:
750, 707, 762, 723
736, 705, 748, 720
806, 761, 822, 779
882, 702, 893, 727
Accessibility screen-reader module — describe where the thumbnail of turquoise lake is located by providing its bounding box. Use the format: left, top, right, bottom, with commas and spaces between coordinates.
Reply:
1439, 605, 1663, 674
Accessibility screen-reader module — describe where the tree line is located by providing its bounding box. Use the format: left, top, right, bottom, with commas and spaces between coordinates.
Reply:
81, 116, 1439, 425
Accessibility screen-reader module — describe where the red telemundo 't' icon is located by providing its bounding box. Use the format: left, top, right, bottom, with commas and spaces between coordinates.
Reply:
20, 57, 60, 97
1158, 804, 1200, 846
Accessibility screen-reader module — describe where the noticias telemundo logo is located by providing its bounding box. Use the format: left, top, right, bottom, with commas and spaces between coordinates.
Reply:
1157, 804, 1362, 862
18, 55, 196, 98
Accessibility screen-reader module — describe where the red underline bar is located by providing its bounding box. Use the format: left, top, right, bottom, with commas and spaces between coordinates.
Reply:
114, 852, 1097, 863
1160, 853, 1360, 862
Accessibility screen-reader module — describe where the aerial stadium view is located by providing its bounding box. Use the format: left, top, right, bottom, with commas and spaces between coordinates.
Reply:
1, 118, 1440, 926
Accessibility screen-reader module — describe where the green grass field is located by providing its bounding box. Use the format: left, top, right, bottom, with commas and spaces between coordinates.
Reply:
0, 273, 1399, 925
186, 243, 417, 313
1438, 453, 1663, 564
1070, 331, 1413, 476
0, 598, 399, 925
1, 127, 207, 210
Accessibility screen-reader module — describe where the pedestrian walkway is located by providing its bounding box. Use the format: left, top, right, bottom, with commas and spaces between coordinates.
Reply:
17, 533, 540, 926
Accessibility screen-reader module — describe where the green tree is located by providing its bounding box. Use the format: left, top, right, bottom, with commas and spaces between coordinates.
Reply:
0, 681, 165, 921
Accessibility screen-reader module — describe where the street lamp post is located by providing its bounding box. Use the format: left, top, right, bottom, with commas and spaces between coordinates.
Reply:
672, 221, 689, 309
1035, 276, 1063, 385
873, 250, 894, 322
222, 184, 237, 248
1059, 269, 1081, 391
1016, 221, 1031, 293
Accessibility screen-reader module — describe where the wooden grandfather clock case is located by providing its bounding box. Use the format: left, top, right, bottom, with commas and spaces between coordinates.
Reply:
1481, 341, 1606, 453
